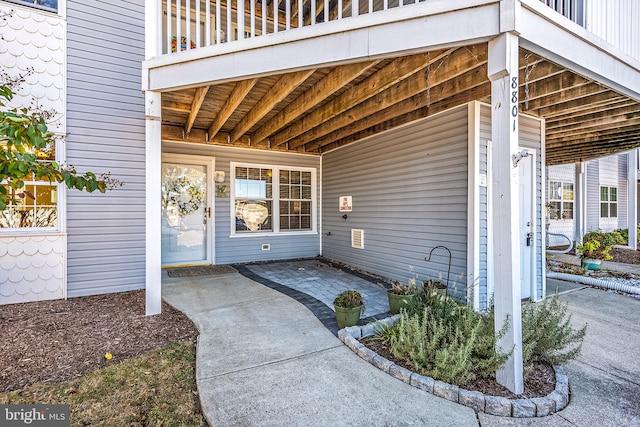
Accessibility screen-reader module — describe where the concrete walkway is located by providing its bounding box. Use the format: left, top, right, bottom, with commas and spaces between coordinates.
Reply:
162, 271, 477, 427
162, 263, 640, 426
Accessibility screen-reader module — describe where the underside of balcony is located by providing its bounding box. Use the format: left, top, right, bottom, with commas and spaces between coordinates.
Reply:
159, 42, 640, 165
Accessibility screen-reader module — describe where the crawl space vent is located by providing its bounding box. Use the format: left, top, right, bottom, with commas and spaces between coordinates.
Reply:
351, 229, 364, 249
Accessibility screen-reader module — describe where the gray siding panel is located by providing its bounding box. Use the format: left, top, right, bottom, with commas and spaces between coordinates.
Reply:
162, 143, 321, 263
65, 0, 146, 297
586, 160, 600, 231
322, 106, 469, 299
618, 154, 628, 229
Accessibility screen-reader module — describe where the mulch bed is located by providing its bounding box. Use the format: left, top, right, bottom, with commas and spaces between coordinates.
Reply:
609, 247, 640, 265
167, 264, 237, 278
0, 290, 198, 392
360, 337, 555, 399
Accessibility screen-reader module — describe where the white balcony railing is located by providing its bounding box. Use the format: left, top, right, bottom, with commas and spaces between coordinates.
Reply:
162, 0, 435, 54
161, 0, 585, 55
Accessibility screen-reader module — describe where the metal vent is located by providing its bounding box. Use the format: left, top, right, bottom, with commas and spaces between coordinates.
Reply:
351, 229, 364, 249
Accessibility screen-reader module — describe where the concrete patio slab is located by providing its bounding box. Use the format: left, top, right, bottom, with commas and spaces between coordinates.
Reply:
198, 344, 478, 427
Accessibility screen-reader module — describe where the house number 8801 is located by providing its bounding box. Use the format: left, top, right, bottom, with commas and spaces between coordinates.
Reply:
511, 76, 518, 132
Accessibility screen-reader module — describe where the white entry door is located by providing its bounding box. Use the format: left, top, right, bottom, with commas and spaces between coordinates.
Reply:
161, 155, 213, 267
519, 149, 535, 300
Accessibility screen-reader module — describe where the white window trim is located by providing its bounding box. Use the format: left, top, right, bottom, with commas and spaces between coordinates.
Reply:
548, 180, 574, 221
230, 162, 317, 237
600, 185, 618, 218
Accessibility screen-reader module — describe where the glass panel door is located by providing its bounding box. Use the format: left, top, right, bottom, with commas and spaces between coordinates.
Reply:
161, 161, 209, 266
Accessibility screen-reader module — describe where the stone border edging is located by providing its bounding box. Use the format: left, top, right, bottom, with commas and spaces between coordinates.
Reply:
337, 315, 569, 418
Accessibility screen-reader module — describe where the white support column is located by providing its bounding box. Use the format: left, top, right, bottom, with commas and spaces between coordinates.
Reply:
145, 91, 162, 316
628, 151, 638, 250
575, 162, 586, 244
488, 32, 523, 395
145, 0, 162, 60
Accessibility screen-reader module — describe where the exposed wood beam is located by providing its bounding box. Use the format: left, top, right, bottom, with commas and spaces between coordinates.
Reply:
523, 83, 608, 111
546, 104, 640, 132
291, 47, 488, 149
547, 126, 640, 147
535, 92, 625, 118
518, 71, 590, 104
268, 51, 446, 147
229, 69, 315, 144
163, 101, 192, 113
208, 78, 258, 138
517, 59, 564, 86
547, 140, 640, 165
251, 60, 379, 146
185, 86, 210, 134
313, 76, 491, 152
546, 118, 640, 140
542, 98, 634, 121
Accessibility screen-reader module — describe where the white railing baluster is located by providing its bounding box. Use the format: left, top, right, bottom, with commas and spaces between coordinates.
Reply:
196, 0, 201, 47
167, 0, 172, 53
186, 0, 191, 49
227, 0, 232, 40
205, 0, 211, 46
176, 0, 182, 51
216, 0, 222, 43
352, 0, 358, 17
383, 0, 387, 11
298, 0, 303, 27
262, 0, 267, 35
311, 0, 316, 24
286, 0, 291, 30
324, 0, 328, 22
274, 0, 278, 32
251, 0, 255, 37
368, 0, 372, 14
338, 0, 342, 19
238, 0, 245, 39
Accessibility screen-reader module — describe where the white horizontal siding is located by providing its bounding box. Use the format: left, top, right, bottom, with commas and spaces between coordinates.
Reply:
322, 105, 469, 298
162, 142, 321, 263
65, 0, 146, 298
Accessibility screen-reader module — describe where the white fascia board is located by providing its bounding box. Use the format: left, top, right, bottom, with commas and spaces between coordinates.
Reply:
518, 0, 640, 101
143, 0, 500, 92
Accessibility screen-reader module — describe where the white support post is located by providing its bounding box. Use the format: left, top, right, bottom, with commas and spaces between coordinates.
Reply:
575, 162, 586, 244
628, 151, 638, 250
145, 91, 162, 316
488, 32, 524, 395
145, 0, 162, 60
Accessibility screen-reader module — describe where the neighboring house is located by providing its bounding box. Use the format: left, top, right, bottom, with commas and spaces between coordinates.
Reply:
1, 1, 639, 321
547, 151, 638, 247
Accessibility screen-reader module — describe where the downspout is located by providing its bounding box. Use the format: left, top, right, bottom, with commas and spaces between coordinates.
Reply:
547, 271, 640, 296
319, 155, 323, 257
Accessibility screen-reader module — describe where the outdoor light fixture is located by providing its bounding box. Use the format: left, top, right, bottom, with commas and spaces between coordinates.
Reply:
214, 171, 226, 183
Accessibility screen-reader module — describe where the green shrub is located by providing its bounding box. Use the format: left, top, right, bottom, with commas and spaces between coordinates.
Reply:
521, 294, 586, 368
380, 292, 509, 385
371, 290, 586, 385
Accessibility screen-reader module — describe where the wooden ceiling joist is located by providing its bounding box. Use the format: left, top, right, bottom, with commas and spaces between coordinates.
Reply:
269, 51, 446, 147
229, 69, 315, 144
160, 43, 640, 166
185, 86, 210, 134
298, 57, 487, 150
251, 60, 379, 146
208, 78, 258, 139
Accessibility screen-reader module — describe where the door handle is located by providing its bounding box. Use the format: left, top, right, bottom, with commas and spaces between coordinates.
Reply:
526, 232, 534, 246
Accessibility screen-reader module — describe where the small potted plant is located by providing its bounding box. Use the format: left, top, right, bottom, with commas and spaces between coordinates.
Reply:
333, 290, 365, 329
387, 279, 418, 314
576, 237, 612, 270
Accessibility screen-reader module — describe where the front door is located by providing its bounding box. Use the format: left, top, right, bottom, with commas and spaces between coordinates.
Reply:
161, 155, 213, 267
519, 149, 535, 300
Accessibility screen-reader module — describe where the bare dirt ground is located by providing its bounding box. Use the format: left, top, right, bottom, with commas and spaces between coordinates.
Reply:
609, 247, 640, 264
0, 290, 198, 392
